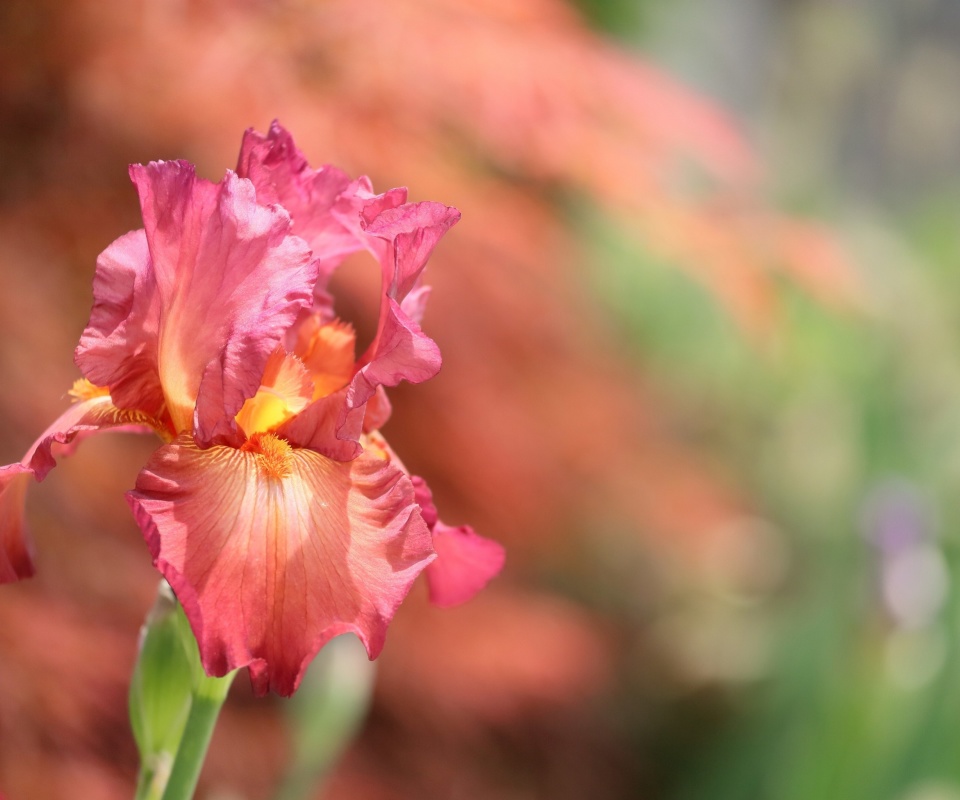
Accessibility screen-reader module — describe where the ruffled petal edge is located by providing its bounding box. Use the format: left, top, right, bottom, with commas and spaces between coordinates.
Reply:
128, 434, 435, 696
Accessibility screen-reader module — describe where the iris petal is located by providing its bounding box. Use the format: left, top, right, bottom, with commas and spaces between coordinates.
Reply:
345, 201, 461, 412
237, 122, 373, 303
235, 348, 314, 437
128, 434, 435, 696
74, 229, 165, 417
0, 466, 33, 582
425, 522, 507, 608
237, 123, 459, 420
129, 160, 317, 443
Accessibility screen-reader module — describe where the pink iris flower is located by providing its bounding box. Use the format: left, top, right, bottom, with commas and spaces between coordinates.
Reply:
0, 123, 504, 696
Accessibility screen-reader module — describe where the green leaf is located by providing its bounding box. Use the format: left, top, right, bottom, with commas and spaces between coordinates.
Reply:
129, 582, 196, 800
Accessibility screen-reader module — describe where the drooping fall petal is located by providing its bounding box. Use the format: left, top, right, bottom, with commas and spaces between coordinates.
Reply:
0, 388, 162, 583
128, 434, 435, 696
128, 160, 317, 443
25, 385, 166, 480
0, 466, 33, 582
411, 476, 505, 607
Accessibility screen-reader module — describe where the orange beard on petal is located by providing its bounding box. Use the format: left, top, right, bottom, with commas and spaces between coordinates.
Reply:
241, 432, 294, 480
69, 378, 174, 441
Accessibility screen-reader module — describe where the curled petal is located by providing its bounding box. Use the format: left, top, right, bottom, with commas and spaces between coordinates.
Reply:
361, 201, 462, 302
412, 476, 504, 608
348, 298, 442, 413
401, 284, 432, 327
128, 435, 435, 696
0, 391, 161, 584
276, 390, 362, 462
129, 160, 317, 443
344, 202, 460, 413
74, 229, 165, 417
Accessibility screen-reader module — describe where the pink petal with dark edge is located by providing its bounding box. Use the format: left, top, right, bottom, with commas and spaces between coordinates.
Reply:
128, 435, 435, 696
129, 160, 317, 443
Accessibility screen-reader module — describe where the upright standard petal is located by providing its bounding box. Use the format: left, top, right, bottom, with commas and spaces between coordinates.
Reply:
362, 201, 463, 302
411, 476, 505, 608
237, 124, 459, 420
128, 434, 435, 696
0, 388, 163, 584
129, 161, 317, 443
238, 123, 406, 329
237, 122, 371, 285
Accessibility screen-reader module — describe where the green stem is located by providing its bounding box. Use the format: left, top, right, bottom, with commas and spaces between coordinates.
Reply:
159, 672, 236, 800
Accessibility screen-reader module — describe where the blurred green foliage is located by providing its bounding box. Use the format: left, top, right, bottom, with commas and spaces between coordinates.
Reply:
568, 0, 653, 40
580, 177, 960, 800
568, 1, 960, 795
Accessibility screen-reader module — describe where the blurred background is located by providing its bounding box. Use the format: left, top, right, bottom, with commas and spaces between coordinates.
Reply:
2, 0, 960, 797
